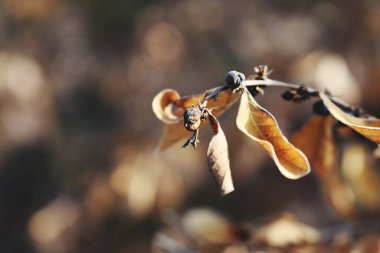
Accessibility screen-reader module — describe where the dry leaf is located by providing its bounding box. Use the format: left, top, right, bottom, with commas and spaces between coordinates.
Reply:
291, 115, 336, 177
152, 88, 239, 152
181, 208, 234, 244
207, 114, 234, 195
292, 115, 357, 217
319, 92, 380, 144
236, 90, 310, 179
341, 144, 380, 211
253, 213, 320, 247
152, 89, 183, 124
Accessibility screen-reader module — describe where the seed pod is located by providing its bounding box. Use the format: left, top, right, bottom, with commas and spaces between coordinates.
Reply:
225, 70, 245, 90
184, 107, 202, 131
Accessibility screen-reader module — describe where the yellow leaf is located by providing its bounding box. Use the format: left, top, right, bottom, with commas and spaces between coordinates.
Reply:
291, 115, 336, 177
319, 92, 380, 144
236, 90, 310, 179
207, 114, 234, 195
152, 88, 239, 152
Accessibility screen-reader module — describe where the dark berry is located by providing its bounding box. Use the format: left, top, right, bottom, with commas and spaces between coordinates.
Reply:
281, 90, 294, 101
225, 70, 245, 90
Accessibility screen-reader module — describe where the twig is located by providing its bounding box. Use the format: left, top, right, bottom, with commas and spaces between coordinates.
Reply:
245, 78, 365, 114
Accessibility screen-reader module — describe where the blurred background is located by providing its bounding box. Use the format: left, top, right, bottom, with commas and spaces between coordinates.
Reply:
1, 0, 380, 252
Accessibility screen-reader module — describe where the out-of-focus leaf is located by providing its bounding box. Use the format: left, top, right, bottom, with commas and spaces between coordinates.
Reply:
181, 208, 235, 244
152, 88, 239, 152
236, 90, 310, 179
292, 115, 336, 177
207, 114, 234, 195
152, 233, 197, 253
352, 234, 380, 253
374, 145, 380, 159
292, 115, 357, 217
253, 213, 320, 247
322, 171, 357, 218
342, 144, 380, 211
320, 92, 380, 144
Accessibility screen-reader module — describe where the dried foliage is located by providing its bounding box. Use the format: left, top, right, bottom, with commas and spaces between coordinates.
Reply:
153, 66, 380, 198
291, 115, 337, 178
236, 89, 310, 179
4, 1, 380, 252
207, 114, 233, 195
152, 88, 239, 151
319, 92, 380, 144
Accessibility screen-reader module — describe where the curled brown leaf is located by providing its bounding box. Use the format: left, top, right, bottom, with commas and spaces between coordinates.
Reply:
319, 92, 380, 144
236, 90, 310, 179
207, 114, 234, 195
152, 89, 182, 124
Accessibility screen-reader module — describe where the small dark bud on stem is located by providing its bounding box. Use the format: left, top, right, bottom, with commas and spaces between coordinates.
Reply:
281, 90, 294, 101
184, 107, 202, 131
225, 70, 245, 90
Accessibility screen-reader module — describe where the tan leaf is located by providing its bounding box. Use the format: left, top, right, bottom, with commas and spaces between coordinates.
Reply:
181, 208, 235, 244
253, 213, 320, 247
153, 88, 240, 152
152, 89, 182, 124
342, 144, 380, 211
236, 90, 310, 179
207, 113, 234, 195
319, 92, 380, 144
155, 124, 184, 152
291, 115, 336, 177
292, 115, 357, 217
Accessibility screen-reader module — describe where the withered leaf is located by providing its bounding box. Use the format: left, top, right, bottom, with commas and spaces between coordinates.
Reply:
253, 213, 320, 247
342, 144, 380, 211
207, 113, 234, 195
292, 114, 369, 217
152, 88, 239, 152
236, 90, 310, 179
320, 92, 380, 144
291, 115, 336, 177
152, 89, 182, 124
291, 115, 356, 216
181, 208, 235, 244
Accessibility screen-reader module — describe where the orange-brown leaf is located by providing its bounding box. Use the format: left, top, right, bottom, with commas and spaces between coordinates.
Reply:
152, 89, 182, 124
320, 92, 380, 144
152, 88, 239, 152
207, 114, 234, 195
292, 115, 357, 217
291, 115, 336, 177
236, 90, 310, 179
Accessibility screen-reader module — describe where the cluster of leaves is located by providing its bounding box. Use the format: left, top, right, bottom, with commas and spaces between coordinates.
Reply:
152, 66, 380, 196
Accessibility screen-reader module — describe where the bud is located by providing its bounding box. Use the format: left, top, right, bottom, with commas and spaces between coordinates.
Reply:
225, 70, 245, 90
281, 90, 294, 101
184, 107, 202, 131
